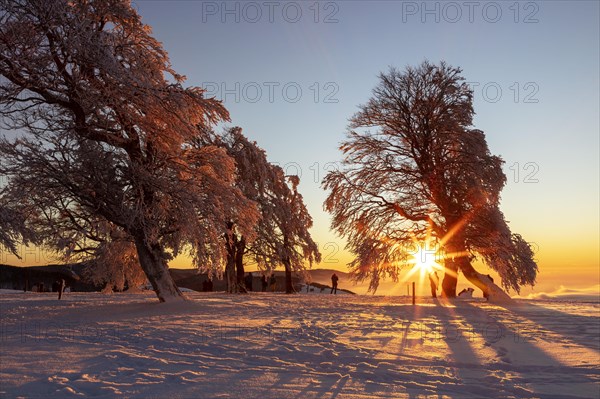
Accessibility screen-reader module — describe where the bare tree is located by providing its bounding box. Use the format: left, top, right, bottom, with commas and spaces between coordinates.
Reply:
1, 154, 37, 256
0, 0, 258, 301
323, 61, 537, 301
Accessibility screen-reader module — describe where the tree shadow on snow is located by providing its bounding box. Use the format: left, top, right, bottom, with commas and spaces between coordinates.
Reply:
503, 301, 600, 353
447, 302, 599, 399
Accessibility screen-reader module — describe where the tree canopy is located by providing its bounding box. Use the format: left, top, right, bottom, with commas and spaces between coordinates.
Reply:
202, 127, 321, 293
324, 61, 537, 299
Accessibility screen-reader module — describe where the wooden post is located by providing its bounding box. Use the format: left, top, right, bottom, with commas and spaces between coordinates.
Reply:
407, 284, 409, 296
412, 282, 416, 305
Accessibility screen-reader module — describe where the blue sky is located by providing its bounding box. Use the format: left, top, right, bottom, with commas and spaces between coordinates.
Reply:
129, 1, 599, 292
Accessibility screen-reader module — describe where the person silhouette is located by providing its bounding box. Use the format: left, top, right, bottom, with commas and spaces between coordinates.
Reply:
331, 273, 339, 294
428, 271, 439, 298
244, 272, 253, 292
261, 274, 268, 292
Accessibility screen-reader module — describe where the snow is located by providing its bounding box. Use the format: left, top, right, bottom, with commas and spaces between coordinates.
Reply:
1, 292, 598, 398
298, 284, 352, 295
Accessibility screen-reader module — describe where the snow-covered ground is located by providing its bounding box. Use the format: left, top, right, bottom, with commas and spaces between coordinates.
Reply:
1, 291, 598, 399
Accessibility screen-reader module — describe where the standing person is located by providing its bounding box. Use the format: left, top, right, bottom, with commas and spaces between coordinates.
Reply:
244, 272, 253, 292
261, 274, 268, 292
58, 278, 65, 300
428, 271, 439, 298
331, 273, 339, 294
24, 269, 29, 292
269, 273, 277, 292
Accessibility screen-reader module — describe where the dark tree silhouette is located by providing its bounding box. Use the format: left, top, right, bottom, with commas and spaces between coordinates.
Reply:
0, 202, 36, 257
323, 61, 537, 301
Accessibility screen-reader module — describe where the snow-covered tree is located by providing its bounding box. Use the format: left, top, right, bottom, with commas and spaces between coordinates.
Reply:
202, 128, 321, 293
323, 61, 537, 300
273, 174, 321, 293
0, 0, 258, 301
0, 201, 36, 258
83, 236, 146, 293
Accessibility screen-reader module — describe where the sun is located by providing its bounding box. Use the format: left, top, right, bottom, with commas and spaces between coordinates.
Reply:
400, 241, 443, 286
411, 245, 439, 274
399, 224, 447, 285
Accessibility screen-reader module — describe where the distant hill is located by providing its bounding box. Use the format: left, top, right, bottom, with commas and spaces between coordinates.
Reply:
299, 282, 355, 295
0, 263, 95, 292
0, 264, 389, 295
306, 268, 413, 296
170, 269, 313, 293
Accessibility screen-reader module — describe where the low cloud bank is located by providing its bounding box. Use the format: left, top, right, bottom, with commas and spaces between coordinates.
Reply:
514, 285, 600, 301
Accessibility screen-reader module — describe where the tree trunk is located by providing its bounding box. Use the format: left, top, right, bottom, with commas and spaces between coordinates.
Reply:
440, 226, 462, 298
235, 237, 247, 293
459, 261, 512, 303
441, 237, 469, 298
442, 257, 458, 298
441, 238, 512, 303
133, 235, 184, 302
283, 258, 293, 294
225, 256, 237, 293
224, 227, 238, 294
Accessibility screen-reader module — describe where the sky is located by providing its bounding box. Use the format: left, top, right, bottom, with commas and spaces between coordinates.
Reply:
3, 1, 598, 296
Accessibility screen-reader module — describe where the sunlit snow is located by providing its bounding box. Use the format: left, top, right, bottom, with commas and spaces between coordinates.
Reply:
1, 291, 598, 398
